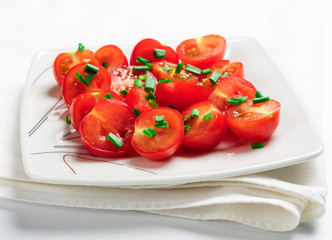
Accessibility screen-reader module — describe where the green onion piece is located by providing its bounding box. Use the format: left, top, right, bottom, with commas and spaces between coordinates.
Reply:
158, 79, 173, 84
120, 89, 128, 96
175, 63, 184, 74
84, 64, 99, 76
143, 127, 157, 138
78, 43, 85, 52
66, 113, 71, 125
255, 91, 264, 98
75, 72, 85, 84
202, 68, 212, 76
139, 74, 147, 80
162, 66, 173, 72
84, 74, 93, 86
197, 82, 203, 86
225, 99, 242, 106
183, 114, 192, 122
153, 49, 166, 58
253, 96, 270, 104
107, 132, 124, 148
184, 124, 191, 131
209, 70, 222, 84
191, 108, 200, 118
155, 115, 165, 123
203, 112, 213, 121
154, 120, 168, 129
148, 99, 159, 107
168, 104, 176, 109
222, 72, 230, 78
145, 91, 156, 100
133, 108, 140, 117
134, 79, 143, 88
137, 57, 151, 65
185, 64, 201, 75
102, 61, 109, 68
239, 96, 248, 102
145, 78, 155, 92
133, 65, 150, 71
251, 142, 265, 149
103, 92, 114, 99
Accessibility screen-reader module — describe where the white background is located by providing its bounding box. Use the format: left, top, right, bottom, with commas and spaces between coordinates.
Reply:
0, 0, 331, 239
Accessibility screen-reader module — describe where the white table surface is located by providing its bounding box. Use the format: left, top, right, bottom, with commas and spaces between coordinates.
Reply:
0, 0, 331, 239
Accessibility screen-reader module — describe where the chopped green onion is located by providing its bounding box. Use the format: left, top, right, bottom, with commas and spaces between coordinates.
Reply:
185, 64, 201, 75
102, 61, 109, 68
153, 49, 166, 58
154, 123, 167, 129
66, 113, 71, 125
197, 82, 203, 86
183, 114, 192, 122
75, 72, 86, 84
84, 74, 93, 86
137, 57, 151, 66
143, 127, 157, 138
239, 96, 248, 102
203, 112, 213, 121
175, 63, 184, 74
202, 68, 212, 76
133, 108, 140, 117
225, 99, 242, 106
184, 124, 191, 131
155, 115, 165, 123
155, 119, 168, 128
78, 43, 85, 52
84, 64, 99, 76
209, 70, 222, 84
253, 96, 270, 104
255, 91, 264, 98
133, 65, 150, 71
222, 72, 230, 78
103, 92, 114, 99
134, 79, 143, 88
158, 79, 173, 84
145, 91, 156, 100
191, 108, 200, 118
148, 99, 159, 107
139, 74, 147, 80
251, 142, 264, 149
107, 132, 124, 148
145, 78, 155, 92
162, 66, 173, 72
120, 89, 128, 96
168, 104, 176, 109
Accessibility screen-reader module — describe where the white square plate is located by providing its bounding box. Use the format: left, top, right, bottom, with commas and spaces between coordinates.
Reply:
20, 38, 323, 187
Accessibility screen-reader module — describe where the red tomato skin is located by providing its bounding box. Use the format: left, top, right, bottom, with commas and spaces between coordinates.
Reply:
176, 34, 226, 69
225, 99, 281, 142
152, 61, 199, 84
181, 101, 228, 151
155, 82, 213, 111
95, 45, 128, 72
131, 107, 184, 160
62, 63, 112, 108
124, 86, 158, 113
53, 49, 101, 87
130, 38, 179, 66
80, 99, 135, 158
69, 90, 122, 131
208, 76, 257, 111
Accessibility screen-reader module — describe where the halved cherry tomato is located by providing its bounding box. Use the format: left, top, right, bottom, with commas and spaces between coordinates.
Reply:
176, 34, 226, 69
110, 66, 157, 96
155, 82, 213, 111
95, 45, 128, 72
53, 49, 100, 87
125, 86, 158, 114
62, 63, 111, 108
131, 107, 184, 160
225, 99, 281, 142
152, 61, 199, 84
130, 38, 179, 66
80, 99, 135, 158
69, 90, 122, 131
181, 101, 228, 151
201, 60, 244, 89
208, 76, 257, 111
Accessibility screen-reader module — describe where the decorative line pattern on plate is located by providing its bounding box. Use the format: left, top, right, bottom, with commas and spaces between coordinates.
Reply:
31, 65, 52, 86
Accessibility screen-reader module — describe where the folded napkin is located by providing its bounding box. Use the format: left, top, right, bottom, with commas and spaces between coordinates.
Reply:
0, 153, 327, 232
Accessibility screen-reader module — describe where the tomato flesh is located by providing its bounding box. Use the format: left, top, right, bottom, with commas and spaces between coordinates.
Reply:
95, 45, 128, 72
80, 99, 135, 158
181, 101, 228, 151
176, 34, 226, 69
131, 108, 184, 160
225, 99, 281, 142
125, 86, 158, 114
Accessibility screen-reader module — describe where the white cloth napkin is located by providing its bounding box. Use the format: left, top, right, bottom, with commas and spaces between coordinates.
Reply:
0, 153, 327, 232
